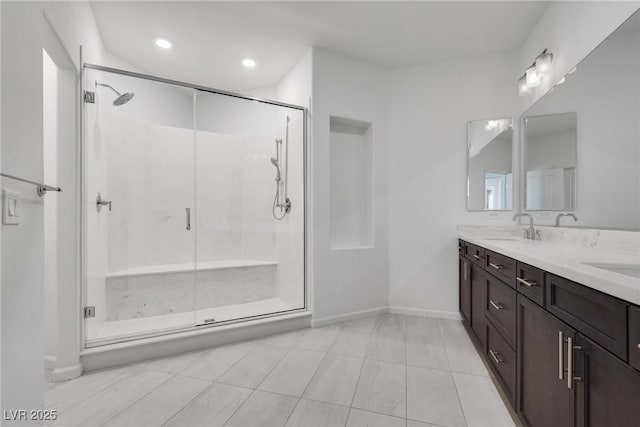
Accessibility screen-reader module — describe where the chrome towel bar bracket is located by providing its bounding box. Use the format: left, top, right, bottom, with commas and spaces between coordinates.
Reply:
0, 172, 62, 196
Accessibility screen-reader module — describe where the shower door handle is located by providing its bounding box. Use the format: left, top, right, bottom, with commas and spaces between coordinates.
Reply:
186, 208, 191, 231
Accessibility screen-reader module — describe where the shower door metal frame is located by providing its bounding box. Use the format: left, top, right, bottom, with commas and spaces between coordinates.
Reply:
80, 63, 309, 348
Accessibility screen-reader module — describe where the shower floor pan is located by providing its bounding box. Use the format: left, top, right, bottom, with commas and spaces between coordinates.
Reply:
95, 297, 292, 340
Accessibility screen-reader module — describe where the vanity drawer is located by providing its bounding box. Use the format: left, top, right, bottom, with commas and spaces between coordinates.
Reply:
516, 262, 545, 306
546, 273, 628, 359
485, 274, 516, 348
486, 322, 516, 407
630, 306, 640, 371
485, 250, 516, 287
465, 243, 485, 267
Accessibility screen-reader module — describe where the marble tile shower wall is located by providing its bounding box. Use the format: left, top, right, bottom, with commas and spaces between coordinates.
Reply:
100, 113, 304, 318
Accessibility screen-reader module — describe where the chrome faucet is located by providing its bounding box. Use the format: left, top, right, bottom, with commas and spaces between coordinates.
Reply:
513, 213, 539, 240
555, 213, 578, 227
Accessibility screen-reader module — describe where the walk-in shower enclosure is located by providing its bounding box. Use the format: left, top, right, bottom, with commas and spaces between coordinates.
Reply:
82, 65, 306, 346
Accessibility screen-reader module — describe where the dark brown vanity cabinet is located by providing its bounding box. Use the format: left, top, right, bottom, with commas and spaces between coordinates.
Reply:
575, 335, 640, 427
457, 239, 640, 427
517, 294, 575, 427
470, 262, 486, 349
459, 253, 471, 324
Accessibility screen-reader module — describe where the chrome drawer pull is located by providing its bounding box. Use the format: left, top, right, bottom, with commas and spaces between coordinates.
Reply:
489, 350, 504, 364
489, 300, 504, 310
567, 337, 582, 389
473, 254, 481, 260
489, 262, 504, 270
517, 277, 539, 287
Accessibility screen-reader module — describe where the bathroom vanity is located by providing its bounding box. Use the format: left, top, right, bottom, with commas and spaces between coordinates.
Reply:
457, 230, 640, 427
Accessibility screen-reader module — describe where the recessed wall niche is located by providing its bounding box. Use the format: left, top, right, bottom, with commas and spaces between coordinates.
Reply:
329, 116, 374, 249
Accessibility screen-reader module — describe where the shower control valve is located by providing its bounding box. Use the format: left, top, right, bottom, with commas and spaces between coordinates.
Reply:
96, 192, 112, 212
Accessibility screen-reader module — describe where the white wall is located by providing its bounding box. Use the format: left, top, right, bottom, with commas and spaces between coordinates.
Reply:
311, 49, 390, 324
518, 1, 640, 112
43, 50, 59, 361
388, 51, 519, 317
1, 0, 107, 416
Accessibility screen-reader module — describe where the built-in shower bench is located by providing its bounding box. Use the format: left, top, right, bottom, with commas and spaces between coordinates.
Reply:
105, 259, 278, 322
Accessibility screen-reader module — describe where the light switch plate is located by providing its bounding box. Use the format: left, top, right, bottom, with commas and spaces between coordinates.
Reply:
2, 189, 21, 225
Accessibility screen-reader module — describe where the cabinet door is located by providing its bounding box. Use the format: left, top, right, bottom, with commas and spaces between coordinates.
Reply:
575, 334, 640, 427
470, 262, 486, 350
459, 255, 471, 325
517, 294, 575, 427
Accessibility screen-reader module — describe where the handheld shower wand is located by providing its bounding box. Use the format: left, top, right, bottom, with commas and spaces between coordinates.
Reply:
271, 120, 291, 220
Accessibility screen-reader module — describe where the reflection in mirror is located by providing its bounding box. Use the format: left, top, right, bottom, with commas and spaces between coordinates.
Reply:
524, 113, 577, 210
520, 10, 639, 230
467, 119, 513, 211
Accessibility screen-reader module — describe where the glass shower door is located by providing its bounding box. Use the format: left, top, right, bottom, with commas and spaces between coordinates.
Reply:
193, 90, 305, 325
83, 66, 197, 345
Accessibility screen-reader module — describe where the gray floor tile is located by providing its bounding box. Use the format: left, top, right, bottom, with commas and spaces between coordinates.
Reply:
406, 316, 440, 337
346, 408, 406, 427
303, 353, 364, 406
352, 359, 406, 418
285, 399, 350, 427
217, 344, 289, 388
180, 341, 255, 381
374, 314, 407, 334
438, 320, 488, 376
329, 327, 372, 357
407, 333, 450, 371
453, 372, 515, 427
297, 326, 340, 352
165, 382, 252, 427
103, 375, 209, 426
338, 316, 379, 333
225, 390, 298, 427
259, 348, 325, 396
366, 330, 406, 364
51, 369, 172, 426
144, 350, 205, 374
407, 366, 466, 427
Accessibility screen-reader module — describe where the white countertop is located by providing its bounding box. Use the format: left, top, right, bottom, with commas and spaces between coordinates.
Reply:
457, 226, 640, 306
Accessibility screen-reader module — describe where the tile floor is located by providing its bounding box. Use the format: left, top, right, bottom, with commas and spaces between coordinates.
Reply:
45, 314, 517, 427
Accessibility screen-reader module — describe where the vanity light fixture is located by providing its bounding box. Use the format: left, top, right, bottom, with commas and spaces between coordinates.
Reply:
535, 50, 554, 76
556, 76, 566, 85
526, 66, 540, 87
518, 48, 554, 96
518, 75, 531, 96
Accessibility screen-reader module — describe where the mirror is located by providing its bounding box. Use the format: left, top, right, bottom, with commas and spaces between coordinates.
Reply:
524, 112, 577, 210
521, 10, 639, 230
467, 119, 514, 211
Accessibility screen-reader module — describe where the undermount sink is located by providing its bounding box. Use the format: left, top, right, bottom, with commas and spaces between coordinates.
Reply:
581, 262, 640, 279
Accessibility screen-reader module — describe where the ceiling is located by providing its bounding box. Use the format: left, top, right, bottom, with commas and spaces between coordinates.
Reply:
91, 1, 550, 92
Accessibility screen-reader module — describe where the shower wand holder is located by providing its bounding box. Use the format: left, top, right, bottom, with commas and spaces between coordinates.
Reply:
278, 198, 292, 214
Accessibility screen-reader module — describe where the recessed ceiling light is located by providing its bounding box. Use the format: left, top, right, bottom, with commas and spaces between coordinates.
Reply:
155, 38, 172, 49
242, 58, 256, 68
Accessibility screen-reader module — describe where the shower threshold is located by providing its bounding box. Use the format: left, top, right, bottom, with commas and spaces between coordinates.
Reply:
94, 298, 292, 340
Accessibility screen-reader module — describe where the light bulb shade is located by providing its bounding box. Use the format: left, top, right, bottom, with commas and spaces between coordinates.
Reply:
535, 52, 553, 76
526, 66, 540, 88
518, 75, 531, 96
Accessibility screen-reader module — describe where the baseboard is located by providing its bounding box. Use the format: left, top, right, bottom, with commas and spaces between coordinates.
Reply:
389, 306, 462, 320
51, 363, 83, 382
44, 355, 56, 370
311, 306, 389, 328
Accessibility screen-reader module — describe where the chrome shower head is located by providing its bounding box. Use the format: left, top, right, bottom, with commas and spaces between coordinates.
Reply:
96, 82, 135, 106
113, 92, 134, 106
